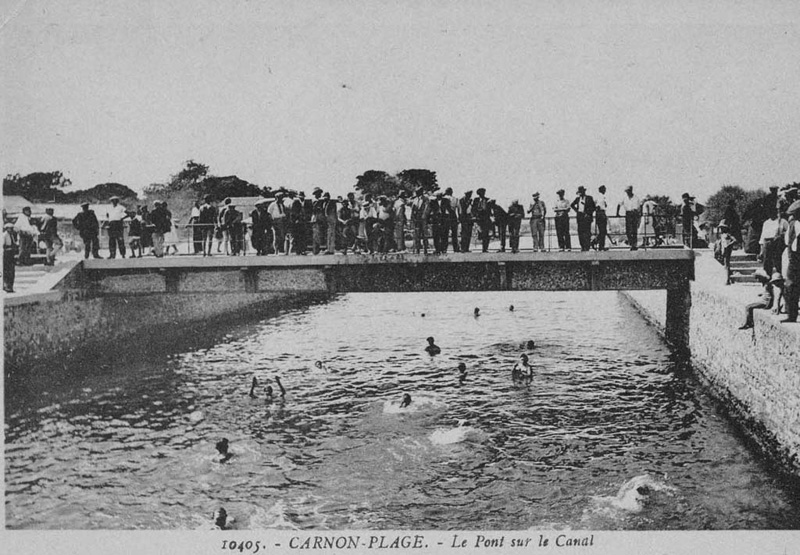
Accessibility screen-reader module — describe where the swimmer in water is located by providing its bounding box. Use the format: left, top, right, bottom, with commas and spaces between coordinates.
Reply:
216, 438, 233, 463
265, 376, 286, 402
474, 307, 480, 317
509, 304, 514, 312
457, 362, 467, 384
525, 340, 535, 350
400, 393, 412, 408
314, 360, 325, 370
512, 354, 533, 384
213, 507, 232, 529
425, 336, 441, 355
249, 376, 258, 398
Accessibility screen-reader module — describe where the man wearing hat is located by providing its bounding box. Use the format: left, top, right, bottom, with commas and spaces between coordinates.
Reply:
14, 206, 38, 265
249, 199, 268, 255
72, 202, 101, 259
571, 186, 596, 252
617, 186, 642, 250
457, 190, 474, 252
528, 192, 547, 252
679, 193, 699, 248
553, 189, 571, 251
783, 200, 800, 323
393, 191, 408, 252
149, 201, 173, 257
3, 222, 19, 292
105, 196, 129, 258
310, 187, 326, 255
473, 188, 492, 253
38, 207, 62, 265
198, 195, 219, 256
595, 186, 609, 250
268, 190, 287, 254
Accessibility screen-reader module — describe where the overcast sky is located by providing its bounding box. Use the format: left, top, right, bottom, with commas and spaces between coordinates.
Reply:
2, 0, 799, 204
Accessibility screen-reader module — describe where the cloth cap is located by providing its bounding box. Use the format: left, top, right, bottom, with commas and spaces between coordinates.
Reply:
717, 219, 729, 229
754, 268, 769, 280
110, 196, 120, 201
556, 189, 565, 194
770, 272, 784, 284
786, 199, 800, 217
312, 187, 322, 194
81, 201, 90, 207
4, 222, 15, 229
577, 186, 586, 193
532, 192, 540, 197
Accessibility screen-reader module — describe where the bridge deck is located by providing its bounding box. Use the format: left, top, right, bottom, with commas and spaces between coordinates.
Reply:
83, 249, 693, 270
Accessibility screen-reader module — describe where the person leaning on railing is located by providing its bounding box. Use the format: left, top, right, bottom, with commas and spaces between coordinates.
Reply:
617, 186, 642, 251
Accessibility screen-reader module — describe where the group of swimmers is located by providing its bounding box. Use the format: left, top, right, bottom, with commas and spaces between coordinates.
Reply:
211, 305, 536, 528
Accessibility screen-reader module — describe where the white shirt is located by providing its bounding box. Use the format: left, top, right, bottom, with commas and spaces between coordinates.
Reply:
14, 213, 37, 236
596, 194, 608, 211
620, 194, 642, 213
760, 218, 785, 244
106, 204, 128, 222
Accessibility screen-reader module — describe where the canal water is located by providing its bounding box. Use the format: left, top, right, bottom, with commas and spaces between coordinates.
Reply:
5, 291, 800, 530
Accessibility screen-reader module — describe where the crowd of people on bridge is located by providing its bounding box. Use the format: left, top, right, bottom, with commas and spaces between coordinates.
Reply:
55, 184, 663, 264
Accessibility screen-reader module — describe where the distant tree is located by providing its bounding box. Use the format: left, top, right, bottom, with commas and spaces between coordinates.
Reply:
354, 170, 399, 198
3, 171, 72, 202
199, 175, 262, 200
397, 169, 438, 195
61, 182, 138, 204
705, 185, 766, 226
170, 160, 209, 191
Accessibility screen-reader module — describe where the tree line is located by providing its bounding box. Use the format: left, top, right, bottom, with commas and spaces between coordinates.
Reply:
5, 162, 794, 229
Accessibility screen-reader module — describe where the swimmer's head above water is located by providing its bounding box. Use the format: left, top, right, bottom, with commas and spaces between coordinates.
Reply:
400, 393, 412, 408
474, 307, 480, 317
509, 305, 514, 311
213, 507, 228, 529
249, 376, 258, 397
215, 438, 233, 462
526, 340, 535, 350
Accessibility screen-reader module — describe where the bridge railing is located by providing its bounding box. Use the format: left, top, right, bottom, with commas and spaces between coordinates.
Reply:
81, 215, 685, 257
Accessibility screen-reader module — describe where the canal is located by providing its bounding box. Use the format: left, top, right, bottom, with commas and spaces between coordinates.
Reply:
5, 291, 800, 529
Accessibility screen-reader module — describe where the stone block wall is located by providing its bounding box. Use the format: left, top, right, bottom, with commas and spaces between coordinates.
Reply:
624, 286, 800, 478
4, 290, 324, 373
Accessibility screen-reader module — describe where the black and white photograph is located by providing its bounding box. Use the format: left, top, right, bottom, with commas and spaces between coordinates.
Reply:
2, 0, 800, 553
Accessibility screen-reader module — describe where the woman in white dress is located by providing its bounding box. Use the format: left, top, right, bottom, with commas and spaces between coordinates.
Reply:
166, 216, 181, 255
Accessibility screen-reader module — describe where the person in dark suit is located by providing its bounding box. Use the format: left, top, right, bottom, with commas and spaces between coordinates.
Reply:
458, 190, 474, 252
571, 186, 596, 251
73, 202, 101, 259
322, 192, 338, 254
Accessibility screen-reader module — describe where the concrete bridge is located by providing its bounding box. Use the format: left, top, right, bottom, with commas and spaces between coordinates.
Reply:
79, 249, 694, 348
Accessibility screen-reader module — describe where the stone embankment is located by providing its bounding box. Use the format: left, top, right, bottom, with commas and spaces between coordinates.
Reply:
624, 251, 800, 479
3, 262, 327, 373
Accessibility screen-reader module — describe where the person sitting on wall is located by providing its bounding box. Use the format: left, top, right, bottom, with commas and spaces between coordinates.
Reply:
739, 269, 774, 330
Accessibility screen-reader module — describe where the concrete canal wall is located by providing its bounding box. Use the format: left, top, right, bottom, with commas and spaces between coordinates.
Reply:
623, 254, 800, 479
3, 263, 327, 372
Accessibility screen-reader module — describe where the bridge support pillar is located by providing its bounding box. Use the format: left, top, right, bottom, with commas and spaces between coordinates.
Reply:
665, 285, 691, 352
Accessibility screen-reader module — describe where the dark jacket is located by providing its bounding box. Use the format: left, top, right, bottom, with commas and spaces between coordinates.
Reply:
570, 195, 596, 220
73, 210, 99, 235
150, 206, 172, 234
